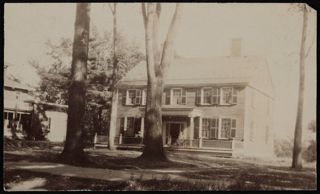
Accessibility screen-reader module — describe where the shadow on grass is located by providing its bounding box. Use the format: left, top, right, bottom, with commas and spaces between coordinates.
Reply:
4, 150, 197, 170
3, 169, 247, 191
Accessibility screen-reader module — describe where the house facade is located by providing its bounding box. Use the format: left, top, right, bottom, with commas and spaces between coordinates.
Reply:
4, 73, 68, 142
4, 76, 34, 138
108, 43, 275, 157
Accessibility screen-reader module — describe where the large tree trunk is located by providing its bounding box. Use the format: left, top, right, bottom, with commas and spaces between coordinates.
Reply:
140, 3, 183, 161
60, 3, 91, 163
108, 3, 117, 150
292, 4, 308, 169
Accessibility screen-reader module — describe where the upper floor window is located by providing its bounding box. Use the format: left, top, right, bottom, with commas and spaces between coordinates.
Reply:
221, 87, 233, 105
124, 89, 146, 106
164, 88, 186, 105
198, 87, 237, 106
203, 88, 212, 105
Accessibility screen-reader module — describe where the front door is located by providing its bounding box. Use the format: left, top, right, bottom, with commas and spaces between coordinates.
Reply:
170, 123, 181, 145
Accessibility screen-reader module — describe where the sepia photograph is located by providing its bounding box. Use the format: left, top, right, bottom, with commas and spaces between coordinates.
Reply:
3, 2, 317, 191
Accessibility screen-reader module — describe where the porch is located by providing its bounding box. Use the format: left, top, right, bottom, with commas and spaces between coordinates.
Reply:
96, 106, 244, 154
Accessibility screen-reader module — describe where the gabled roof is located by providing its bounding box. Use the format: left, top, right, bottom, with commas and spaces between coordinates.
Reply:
118, 55, 274, 98
4, 76, 35, 91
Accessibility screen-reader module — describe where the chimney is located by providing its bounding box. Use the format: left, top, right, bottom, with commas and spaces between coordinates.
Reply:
231, 38, 242, 57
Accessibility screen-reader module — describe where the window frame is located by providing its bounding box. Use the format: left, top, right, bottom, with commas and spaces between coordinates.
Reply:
220, 118, 232, 139
126, 89, 144, 106
220, 87, 233, 105
202, 87, 213, 105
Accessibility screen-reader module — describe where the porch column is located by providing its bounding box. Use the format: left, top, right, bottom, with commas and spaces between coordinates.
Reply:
218, 117, 222, 139
140, 117, 144, 144
199, 117, 202, 148
189, 117, 194, 147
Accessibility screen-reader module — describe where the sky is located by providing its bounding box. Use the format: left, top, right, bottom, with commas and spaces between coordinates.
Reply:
4, 3, 317, 139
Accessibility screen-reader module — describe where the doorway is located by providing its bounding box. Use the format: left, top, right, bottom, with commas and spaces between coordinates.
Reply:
166, 122, 184, 145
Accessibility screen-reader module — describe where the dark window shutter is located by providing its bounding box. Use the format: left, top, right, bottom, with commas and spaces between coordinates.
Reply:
195, 89, 201, 105
122, 90, 127, 105
194, 117, 199, 139
120, 118, 125, 134
232, 88, 238, 104
165, 89, 170, 105
181, 89, 186, 104
231, 119, 236, 138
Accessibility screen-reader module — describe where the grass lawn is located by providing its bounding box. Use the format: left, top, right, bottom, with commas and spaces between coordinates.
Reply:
3, 140, 317, 191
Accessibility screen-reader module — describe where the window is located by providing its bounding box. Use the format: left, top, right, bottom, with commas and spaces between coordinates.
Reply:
202, 118, 210, 139
209, 118, 219, 139
202, 118, 219, 139
121, 117, 142, 137
164, 88, 186, 105
221, 118, 231, 139
4, 112, 8, 120
203, 88, 212, 104
197, 87, 237, 106
172, 89, 182, 105
221, 88, 233, 105
212, 88, 220, 104
126, 89, 143, 105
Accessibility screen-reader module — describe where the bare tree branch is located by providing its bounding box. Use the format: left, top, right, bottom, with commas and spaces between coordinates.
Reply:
158, 3, 184, 78
145, 3, 157, 82
108, 3, 114, 15
153, 3, 161, 73
142, 3, 147, 30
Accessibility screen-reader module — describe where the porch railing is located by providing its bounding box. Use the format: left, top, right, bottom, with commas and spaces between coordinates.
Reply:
202, 139, 233, 149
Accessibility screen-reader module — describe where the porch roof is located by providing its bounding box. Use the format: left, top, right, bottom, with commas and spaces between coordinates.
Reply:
162, 106, 202, 117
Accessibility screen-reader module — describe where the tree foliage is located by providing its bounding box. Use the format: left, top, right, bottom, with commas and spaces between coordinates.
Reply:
31, 24, 144, 143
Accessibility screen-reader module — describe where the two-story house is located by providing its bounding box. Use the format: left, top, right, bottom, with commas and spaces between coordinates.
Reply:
108, 41, 275, 157
4, 75, 35, 138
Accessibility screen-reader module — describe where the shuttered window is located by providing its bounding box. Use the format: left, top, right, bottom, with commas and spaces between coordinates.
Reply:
203, 88, 212, 104
221, 118, 231, 139
210, 118, 219, 139
221, 88, 233, 105
125, 89, 144, 105
202, 118, 210, 139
